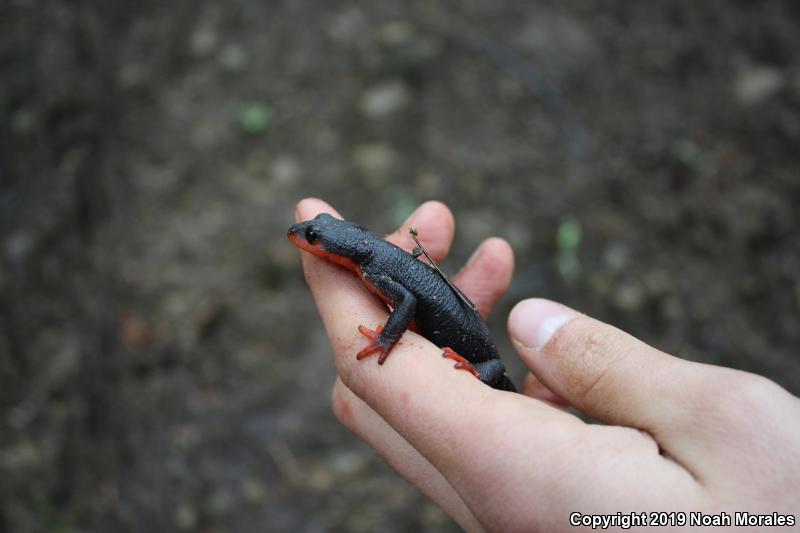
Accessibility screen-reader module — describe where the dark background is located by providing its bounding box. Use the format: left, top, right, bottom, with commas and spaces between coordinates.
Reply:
2, 1, 799, 531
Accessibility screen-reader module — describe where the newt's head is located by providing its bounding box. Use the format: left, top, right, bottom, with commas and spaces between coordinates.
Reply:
287, 213, 373, 271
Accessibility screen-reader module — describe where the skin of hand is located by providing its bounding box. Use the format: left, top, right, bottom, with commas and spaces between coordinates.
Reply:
293, 198, 800, 532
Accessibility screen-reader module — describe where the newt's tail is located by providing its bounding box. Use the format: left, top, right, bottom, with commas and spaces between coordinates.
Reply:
497, 374, 517, 393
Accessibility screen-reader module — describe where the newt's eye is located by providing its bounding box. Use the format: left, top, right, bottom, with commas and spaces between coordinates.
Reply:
305, 226, 319, 244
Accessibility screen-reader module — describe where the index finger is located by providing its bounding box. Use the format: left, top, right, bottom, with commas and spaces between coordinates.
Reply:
385, 200, 454, 262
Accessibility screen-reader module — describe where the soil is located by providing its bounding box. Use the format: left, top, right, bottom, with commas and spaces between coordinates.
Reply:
2, 1, 799, 531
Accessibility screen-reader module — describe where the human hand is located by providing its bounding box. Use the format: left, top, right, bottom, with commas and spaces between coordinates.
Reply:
292, 198, 800, 532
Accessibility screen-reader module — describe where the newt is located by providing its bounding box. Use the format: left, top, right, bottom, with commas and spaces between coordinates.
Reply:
288, 213, 516, 392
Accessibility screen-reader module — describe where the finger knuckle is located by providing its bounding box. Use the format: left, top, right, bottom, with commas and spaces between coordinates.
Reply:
330, 384, 355, 428
684, 371, 787, 450
554, 321, 631, 405
702, 371, 783, 423
588, 425, 659, 459
332, 343, 366, 393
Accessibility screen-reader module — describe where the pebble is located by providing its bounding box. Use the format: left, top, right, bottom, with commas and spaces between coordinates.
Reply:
603, 242, 630, 272
307, 463, 334, 491
327, 7, 364, 43
172, 424, 201, 449
270, 155, 300, 185
175, 504, 198, 530
313, 128, 339, 152
352, 143, 396, 187
240, 478, 267, 503
379, 22, 414, 46
735, 65, 784, 105
415, 172, 443, 196
0, 440, 39, 469
219, 43, 248, 72
190, 24, 218, 57
4, 230, 34, 266
515, 13, 595, 70
345, 509, 376, 533
11, 108, 35, 134
660, 295, 684, 321
329, 451, 365, 476
359, 81, 410, 119
208, 488, 235, 516
190, 120, 221, 149
643, 270, 674, 297
612, 283, 645, 311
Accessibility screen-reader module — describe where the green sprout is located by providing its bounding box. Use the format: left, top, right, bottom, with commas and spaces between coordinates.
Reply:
556, 217, 582, 283
238, 102, 271, 134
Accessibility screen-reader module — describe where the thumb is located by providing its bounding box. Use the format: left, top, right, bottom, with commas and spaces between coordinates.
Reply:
507, 298, 698, 438
507, 297, 800, 484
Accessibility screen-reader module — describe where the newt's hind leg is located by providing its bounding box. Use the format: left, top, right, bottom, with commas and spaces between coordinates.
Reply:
442, 349, 515, 391
441, 347, 481, 379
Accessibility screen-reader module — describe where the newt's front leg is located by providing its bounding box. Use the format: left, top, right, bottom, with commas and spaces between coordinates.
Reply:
357, 274, 416, 364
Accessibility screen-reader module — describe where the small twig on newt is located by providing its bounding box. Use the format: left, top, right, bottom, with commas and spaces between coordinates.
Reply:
409, 227, 477, 311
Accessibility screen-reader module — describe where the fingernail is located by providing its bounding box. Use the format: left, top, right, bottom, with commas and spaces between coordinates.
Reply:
294, 199, 306, 222
294, 197, 318, 222
509, 299, 577, 349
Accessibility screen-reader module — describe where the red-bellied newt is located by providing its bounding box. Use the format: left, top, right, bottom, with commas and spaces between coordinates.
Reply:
288, 213, 516, 392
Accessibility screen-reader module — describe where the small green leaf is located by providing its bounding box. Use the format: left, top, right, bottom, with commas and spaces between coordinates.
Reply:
556, 217, 582, 252
556, 217, 582, 283
239, 102, 271, 134
671, 139, 701, 166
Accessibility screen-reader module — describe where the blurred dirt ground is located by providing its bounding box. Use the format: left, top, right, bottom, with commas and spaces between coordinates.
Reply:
1, 1, 799, 531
